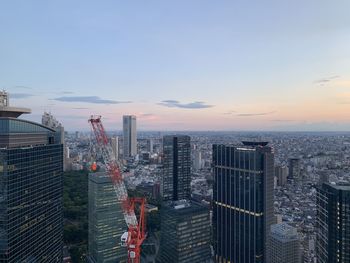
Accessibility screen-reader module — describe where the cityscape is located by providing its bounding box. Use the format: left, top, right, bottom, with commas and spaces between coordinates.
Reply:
1, 1, 350, 263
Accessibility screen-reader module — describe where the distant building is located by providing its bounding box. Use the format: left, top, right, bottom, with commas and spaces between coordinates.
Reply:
147, 138, 154, 153
157, 200, 211, 263
275, 165, 288, 187
193, 150, 202, 170
288, 158, 301, 179
316, 182, 350, 263
123, 115, 137, 158
213, 142, 275, 263
162, 135, 191, 201
88, 172, 127, 263
267, 223, 302, 263
111, 136, 119, 160
0, 91, 63, 262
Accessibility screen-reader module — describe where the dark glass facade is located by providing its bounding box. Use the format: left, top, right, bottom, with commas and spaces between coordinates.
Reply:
316, 183, 350, 263
0, 118, 63, 262
158, 201, 211, 263
213, 143, 274, 263
162, 135, 191, 201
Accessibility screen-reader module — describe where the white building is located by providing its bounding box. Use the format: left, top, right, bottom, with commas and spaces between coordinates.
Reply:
122, 115, 137, 158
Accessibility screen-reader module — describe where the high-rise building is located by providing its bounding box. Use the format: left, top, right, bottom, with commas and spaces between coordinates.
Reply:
111, 136, 119, 160
267, 223, 302, 263
157, 200, 211, 263
162, 135, 191, 201
122, 115, 137, 158
288, 158, 301, 179
213, 141, 275, 263
88, 172, 127, 263
193, 150, 202, 170
316, 182, 350, 263
275, 165, 288, 187
0, 91, 63, 262
42, 112, 66, 170
147, 139, 154, 153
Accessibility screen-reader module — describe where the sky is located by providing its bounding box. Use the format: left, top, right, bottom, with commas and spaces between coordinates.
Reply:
1, 0, 350, 131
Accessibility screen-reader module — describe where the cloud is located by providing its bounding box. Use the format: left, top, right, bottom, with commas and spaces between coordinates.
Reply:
14, 85, 33, 90
158, 100, 213, 109
223, 110, 236, 115
314, 75, 340, 85
72, 107, 89, 110
11, 93, 34, 99
60, 91, 74, 94
237, 111, 276, 117
271, 119, 295, 122
53, 96, 132, 104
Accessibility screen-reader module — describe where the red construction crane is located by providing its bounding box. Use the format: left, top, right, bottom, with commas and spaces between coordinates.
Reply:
88, 115, 146, 263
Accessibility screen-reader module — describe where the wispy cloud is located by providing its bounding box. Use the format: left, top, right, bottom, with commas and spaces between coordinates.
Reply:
11, 93, 35, 99
53, 96, 132, 104
314, 75, 340, 85
237, 111, 276, 117
158, 100, 213, 109
14, 85, 33, 90
271, 119, 295, 122
72, 107, 89, 110
60, 91, 74, 94
223, 110, 236, 115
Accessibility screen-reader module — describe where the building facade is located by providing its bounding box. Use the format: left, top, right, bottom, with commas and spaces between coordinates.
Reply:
288, 158, 300, 179
88, 172, 127, 263
267, 223, 302, 263
162, 135, 191, 201
316, 182, 350, 263
275, 165, 288, 187
122, 115, 137, 158
111, 136, 119, 161
158, 200, 211, 263
213, 142, 275, 263
0, 117, 63, 262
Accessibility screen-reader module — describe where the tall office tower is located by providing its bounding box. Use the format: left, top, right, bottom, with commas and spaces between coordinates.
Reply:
288, 158, 301, 179
0, 91, 63, 262
111, 136, 119, 160
162, 135, 191, 201
316, 182, 350, 263
158, 200, 212, 263
88, 172, 127, 263
42, 112, 66, 170
146, 138, 153, 153
122, 115, 137, 158
213, 141, 275, 263
193, 150, 202, 170
267, 223, 302, 263
275, 165, 288, 187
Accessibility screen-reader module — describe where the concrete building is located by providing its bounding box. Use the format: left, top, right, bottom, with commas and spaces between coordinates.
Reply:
288, 158, 301, 179
193, 150, 202, 170
88, 172, 127, 263
111, 136, 119, 161
157, 200, 211, 263
122, 115, 137, 158
0, 91, 63, 262
162, 135, 191, 201
316, 182, 350, 263
213, 141, 275, 263
267, 223, 302, 263
275, 165, 288, 187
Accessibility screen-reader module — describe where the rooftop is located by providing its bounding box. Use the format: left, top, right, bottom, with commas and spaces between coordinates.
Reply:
0, 91, 31, 118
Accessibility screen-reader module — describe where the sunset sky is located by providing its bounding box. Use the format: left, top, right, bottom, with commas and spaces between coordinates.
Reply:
1, 0, 350, 131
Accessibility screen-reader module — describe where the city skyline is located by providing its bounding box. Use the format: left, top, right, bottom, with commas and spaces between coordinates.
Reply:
1, 1, 350, 131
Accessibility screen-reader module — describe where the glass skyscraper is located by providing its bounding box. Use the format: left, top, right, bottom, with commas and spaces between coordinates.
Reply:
0, 117, 63, 262
316, 182, 350, 263
157, 200, 212, 263
162, 135, 191, 201
212, 142, 274, 263
88, 172, 127, 263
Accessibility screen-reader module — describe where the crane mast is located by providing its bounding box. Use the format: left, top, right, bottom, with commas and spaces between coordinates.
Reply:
88, 115, 146, 263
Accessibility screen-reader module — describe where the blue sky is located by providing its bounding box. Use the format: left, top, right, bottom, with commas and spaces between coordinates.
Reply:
1, 0, 350, 131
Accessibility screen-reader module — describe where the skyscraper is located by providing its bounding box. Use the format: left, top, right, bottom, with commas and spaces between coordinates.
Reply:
0, 91, 63, 262
213, 141, 275, 263
275, 165, 288, 187
158, 200, 212, 263
111, 136, 119, 161
288, 158, 301, 179
162, 135, 191, 201
316, 182, 350, 263
88, 172, 127, 263
267, 223, 302, 263
122, 115, 137, 158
